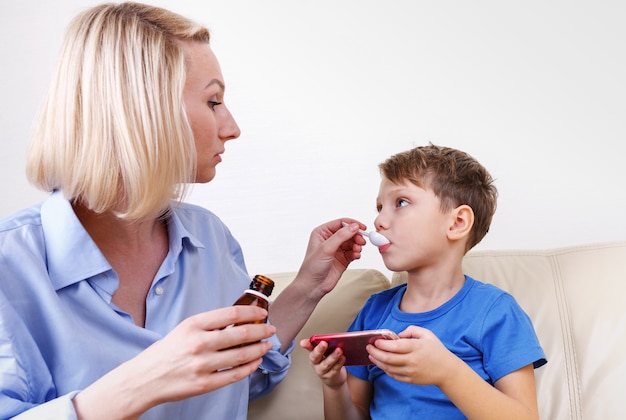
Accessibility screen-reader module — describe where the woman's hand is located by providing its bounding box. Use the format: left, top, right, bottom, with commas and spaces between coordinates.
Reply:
295, 219, 367, 298
74, 306, 275, 419
269, 219, 367, 351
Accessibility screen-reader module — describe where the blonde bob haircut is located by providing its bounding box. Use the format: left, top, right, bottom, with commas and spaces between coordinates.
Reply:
27, 2, 211, 220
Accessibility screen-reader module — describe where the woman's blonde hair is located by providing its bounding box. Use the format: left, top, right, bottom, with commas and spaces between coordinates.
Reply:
27, 2, 211, 220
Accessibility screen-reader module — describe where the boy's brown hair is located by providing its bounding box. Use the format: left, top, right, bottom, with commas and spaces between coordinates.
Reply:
379, 144, 498, 251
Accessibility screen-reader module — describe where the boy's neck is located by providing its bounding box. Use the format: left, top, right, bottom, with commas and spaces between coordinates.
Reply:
400, 265, 466, 313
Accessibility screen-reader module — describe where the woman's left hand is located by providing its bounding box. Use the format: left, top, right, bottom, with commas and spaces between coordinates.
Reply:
268, 219, 366, 351
294, 219, 367, 299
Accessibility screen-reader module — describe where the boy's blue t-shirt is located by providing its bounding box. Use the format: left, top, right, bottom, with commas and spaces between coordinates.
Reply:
346, 275, 546, 419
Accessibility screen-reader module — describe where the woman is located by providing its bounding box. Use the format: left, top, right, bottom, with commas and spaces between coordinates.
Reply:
0, 2, 366, 419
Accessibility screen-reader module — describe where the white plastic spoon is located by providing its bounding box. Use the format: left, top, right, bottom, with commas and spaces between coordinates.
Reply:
342, 222, 390, 247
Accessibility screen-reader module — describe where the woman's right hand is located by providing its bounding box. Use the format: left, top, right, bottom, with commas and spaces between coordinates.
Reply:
73, 306, 275, 419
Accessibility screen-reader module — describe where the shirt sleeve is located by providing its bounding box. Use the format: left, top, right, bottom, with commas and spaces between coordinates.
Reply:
481, 293, 547, 382
248, 324, 293, 401
9, 393, 79, 420
0, 288, 79, 419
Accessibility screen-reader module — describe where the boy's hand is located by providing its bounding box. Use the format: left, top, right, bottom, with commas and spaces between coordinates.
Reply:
366, 325, 459, 386
300, 338, 348, 388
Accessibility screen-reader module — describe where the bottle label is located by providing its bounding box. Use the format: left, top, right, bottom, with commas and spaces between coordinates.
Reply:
243, 289, 269, 301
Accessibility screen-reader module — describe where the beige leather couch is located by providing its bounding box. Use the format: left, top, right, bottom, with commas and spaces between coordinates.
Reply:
248, 241, 626, 419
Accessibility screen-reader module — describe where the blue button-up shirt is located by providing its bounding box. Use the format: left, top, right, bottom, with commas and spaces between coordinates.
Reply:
0, 191, 291, 419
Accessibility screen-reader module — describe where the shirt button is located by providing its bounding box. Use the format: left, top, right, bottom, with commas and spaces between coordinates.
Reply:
155, 286, 164, 295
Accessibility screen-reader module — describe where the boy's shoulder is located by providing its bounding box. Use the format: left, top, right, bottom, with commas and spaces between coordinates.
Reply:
466, 276, 512, 300
463, 277, 527, 319
370, 276, 512, 308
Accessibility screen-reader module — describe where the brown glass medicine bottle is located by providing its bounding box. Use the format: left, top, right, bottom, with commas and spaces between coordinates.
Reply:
232, 274, 275, 324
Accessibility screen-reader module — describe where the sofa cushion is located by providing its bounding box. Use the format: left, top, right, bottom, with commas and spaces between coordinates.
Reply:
248, 269, 390, 420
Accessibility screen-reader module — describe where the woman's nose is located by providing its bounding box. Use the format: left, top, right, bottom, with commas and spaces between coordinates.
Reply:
219, 106, 241, 141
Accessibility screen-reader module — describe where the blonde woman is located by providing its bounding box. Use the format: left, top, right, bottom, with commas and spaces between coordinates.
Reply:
0, 2, 366, 419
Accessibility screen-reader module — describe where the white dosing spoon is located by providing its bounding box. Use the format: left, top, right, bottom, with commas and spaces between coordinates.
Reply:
342, 222, 390, 247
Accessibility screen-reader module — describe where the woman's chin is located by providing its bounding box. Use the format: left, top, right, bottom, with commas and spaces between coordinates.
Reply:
194, 169, 217, 183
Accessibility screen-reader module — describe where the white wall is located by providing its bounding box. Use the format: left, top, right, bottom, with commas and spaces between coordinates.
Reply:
1, 0, 624, 279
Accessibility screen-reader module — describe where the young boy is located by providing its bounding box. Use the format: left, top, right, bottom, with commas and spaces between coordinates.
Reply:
301, 144, 546, 419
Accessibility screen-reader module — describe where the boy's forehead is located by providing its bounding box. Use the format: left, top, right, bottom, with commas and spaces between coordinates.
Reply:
377, 178, 429, 197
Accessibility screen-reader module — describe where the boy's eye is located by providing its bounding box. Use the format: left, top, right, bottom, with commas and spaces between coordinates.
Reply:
208, 100, 222, 110
396, 198, 409, 208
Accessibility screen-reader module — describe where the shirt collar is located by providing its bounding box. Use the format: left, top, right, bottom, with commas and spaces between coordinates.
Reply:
168, 204, 205, 250
41, 192, 205, 291
41, 191, 111, 291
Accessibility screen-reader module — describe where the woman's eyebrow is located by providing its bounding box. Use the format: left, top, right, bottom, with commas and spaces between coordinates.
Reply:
205, 79, 225, 90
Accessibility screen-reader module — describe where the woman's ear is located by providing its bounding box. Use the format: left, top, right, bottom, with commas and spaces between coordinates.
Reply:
447, 205, 474, 241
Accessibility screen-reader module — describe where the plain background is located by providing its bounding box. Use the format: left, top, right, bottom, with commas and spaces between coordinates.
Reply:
1, 0, 624, 278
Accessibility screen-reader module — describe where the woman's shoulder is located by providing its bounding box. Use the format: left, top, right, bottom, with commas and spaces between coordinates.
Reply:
0, 205, 45, 257
173, 200, 218, 216
171, 201, 225, 227
0, 204, 43, 233
170, 201, 240, 245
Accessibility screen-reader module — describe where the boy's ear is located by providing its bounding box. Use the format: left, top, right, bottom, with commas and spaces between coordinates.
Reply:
447, 205, 474, 241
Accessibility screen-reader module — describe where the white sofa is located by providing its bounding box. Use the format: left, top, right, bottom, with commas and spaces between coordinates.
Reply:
248, 241, 626, 419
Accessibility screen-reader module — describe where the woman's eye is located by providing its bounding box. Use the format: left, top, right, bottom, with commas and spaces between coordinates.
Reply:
396, 198, 409, 208
208, 100, 222, 110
